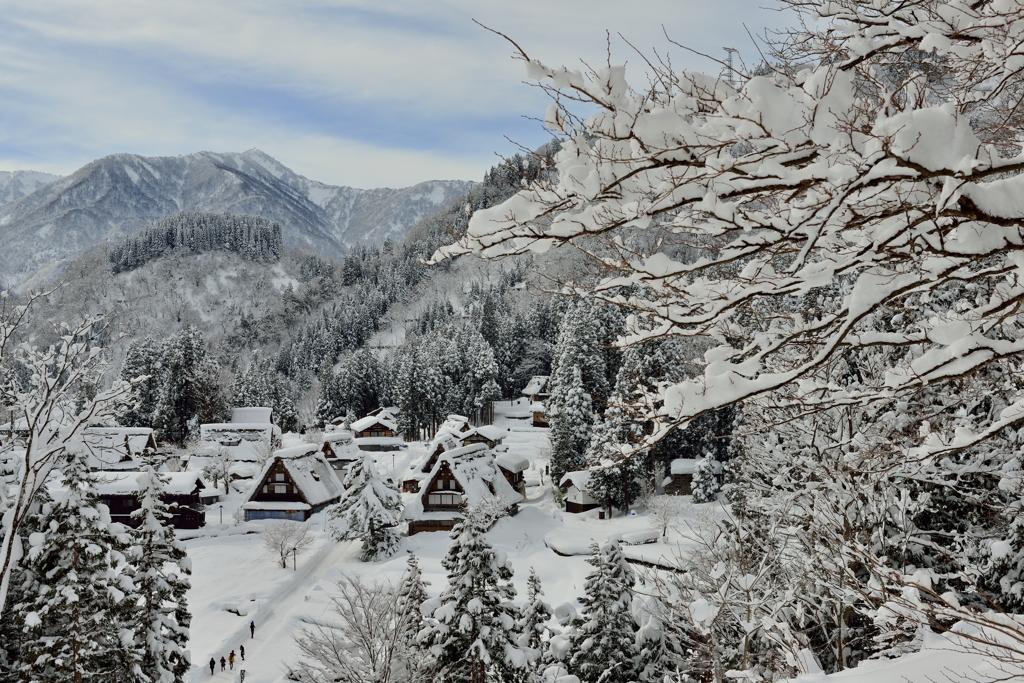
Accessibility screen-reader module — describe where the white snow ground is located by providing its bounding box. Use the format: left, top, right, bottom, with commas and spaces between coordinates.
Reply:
180, 400, 1006, 683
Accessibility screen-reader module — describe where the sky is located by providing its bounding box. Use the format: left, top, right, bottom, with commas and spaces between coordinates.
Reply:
0, 1, 788, 189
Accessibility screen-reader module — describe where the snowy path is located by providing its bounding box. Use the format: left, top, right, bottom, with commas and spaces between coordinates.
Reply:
187, 536, 356, 683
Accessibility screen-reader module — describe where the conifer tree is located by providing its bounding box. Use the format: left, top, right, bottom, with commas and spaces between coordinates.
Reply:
549, 365, 593, 487
517, 568, 553, 661
328, 454, 403, 561
118, 337, 163, 428
0, 488, 51, 677
569, 541, 637, 683
17, 445, 144, 683
153, 326, 227, 445
691, 455, 720, 504
424, 507, 524, 683
233, 355, 299, 432
130, 456, 192, 683
396, 552, 430, 647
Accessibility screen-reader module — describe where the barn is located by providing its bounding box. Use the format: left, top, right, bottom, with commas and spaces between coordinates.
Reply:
663, 458, 723, 495
241, 445, 344, 522
559, 470, 600, 514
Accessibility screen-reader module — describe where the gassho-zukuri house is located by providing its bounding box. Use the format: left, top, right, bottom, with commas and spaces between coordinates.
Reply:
350, 414, 403, 452
92, 471, 209, 529
320, 430, 362, 470
83, 427, 159, 471
403, 442, 524, 535
241, 444, 344, 522
200, 406, 282, 461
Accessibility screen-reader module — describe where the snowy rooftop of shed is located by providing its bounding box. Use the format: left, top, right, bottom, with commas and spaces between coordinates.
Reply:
559, 470, 591, 491
273, 443, 320, 459
495, 452, 529, 473
670, 458, 723, 475
322, 430, 353, 443
522, 376, 549, 395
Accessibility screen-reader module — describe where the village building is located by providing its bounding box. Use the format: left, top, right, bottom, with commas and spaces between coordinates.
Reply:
459, 425, 506, 449
200, 406, 281, 461
559, 470, 601, 514
94, 471, 208, 529
320, 430, 361, 471
241, 445, 344, 522
532, 403, 549, 428
495, 451, 529, 497
403, 443, 524, 535
350, 414, 403, 452
663, 458, 723, 496
82, 427, 159, 471
521, 375, 550, 403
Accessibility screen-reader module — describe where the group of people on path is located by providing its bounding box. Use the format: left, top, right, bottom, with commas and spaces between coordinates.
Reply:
208, 621, 255, 677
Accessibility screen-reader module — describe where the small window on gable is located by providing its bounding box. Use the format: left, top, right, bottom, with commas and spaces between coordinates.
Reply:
275, 473, 285, 482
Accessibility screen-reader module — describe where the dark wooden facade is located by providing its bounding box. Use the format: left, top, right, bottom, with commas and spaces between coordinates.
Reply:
100, 483, 206, 530
354, 421, 396, 439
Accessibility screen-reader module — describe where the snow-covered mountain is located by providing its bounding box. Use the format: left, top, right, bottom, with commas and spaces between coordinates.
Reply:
0, 150, 473, 286
0, 170, 62, 207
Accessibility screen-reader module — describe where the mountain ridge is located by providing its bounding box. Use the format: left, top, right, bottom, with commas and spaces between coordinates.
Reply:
0, 149, 474, 287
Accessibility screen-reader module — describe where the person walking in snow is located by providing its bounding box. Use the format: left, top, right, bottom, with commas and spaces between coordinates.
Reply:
240, 645, 245, 661
229, 651, 235, 670
209, 657, 216, 675
220, 656, 226, 672
249, 620, 255, 638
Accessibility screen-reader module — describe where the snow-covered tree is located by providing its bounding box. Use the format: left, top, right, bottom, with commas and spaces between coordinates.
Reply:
118, 337, 163, 428
328, 454, 403, 561
517, 568, 553, 657
396, 552, 430, 648
568, 541, 637, 683
153, 326, 227, 445
423, 506, 526, 683
130, 458, 191, 683
0, 316, 133, 620
690, 456, 719, 504
16, 444, 144, 683
262, 521, 314, 569
233, 354, 299, 433
548, 365, 593, 487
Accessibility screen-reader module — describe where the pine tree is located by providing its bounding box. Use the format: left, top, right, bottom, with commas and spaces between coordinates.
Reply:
691, 455, 720, 504
517, 568, 553, 665
17, 446, 144, 683
328, 454, 403, 561
130, 457, 192, 683
569, 541, 637, 683
549, 365, 593, 487
233, 355, 299, 433
0, 489, 51, 677
424, 507, 524, 683
153, 326, 227, 445
119, 337, 163, 428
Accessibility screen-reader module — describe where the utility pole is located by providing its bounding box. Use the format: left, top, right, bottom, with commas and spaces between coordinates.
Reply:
723, 47, 740, 89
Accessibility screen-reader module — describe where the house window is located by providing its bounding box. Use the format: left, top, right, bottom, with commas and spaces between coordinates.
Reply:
427, 492, 461, 507
275, 484, 288, 494
275, 473, 285, 482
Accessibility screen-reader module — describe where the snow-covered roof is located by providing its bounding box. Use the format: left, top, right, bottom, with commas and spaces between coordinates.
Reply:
670, 458, 723, 475
203, 423, 275, 432
522, 375, 549, 395
495, 452, 529, 474
273, 443, 320, 459
403, 443, 523, 521
231, 407, 273, 424
351, 415, 398, 432
323, 430, 353, 444
248, 451, 344, 508
93, 471, 205, 497
463, 425, 506, 442
323, 435, 361, 460
83, 427, 156, 465
559, 470, 591, 491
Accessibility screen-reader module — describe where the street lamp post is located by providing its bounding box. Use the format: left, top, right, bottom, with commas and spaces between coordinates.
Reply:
219, 504, 223, 524
292, 547, 297, 572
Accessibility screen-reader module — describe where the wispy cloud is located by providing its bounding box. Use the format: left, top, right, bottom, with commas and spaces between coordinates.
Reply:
0, 0, 786, 188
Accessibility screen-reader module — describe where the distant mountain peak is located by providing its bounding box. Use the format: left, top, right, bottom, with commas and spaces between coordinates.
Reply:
0, 150, 474, 287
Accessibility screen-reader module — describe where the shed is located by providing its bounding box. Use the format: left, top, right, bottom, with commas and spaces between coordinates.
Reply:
532, 402, 548, 428
495, 451, 529, 497
559, 470, 600, 514
242, 447, 344, 521
521, 375, 550, 403
94, 471, 207, 529
403, 443, 523, 535
664, 458, 723, 496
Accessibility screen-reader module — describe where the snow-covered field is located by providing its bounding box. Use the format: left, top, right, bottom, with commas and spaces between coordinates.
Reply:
181, 401, 1005, 683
